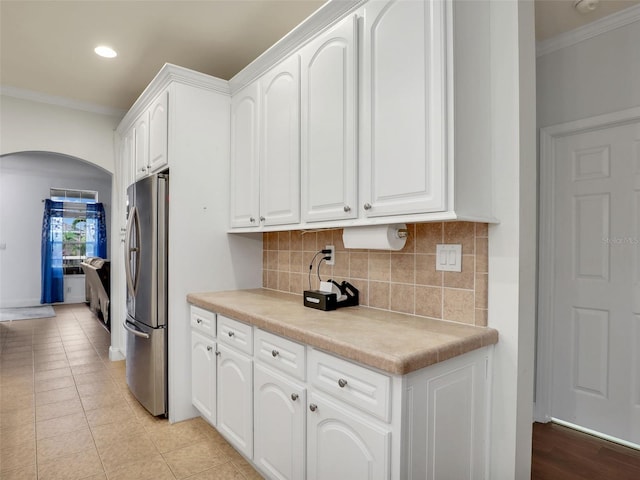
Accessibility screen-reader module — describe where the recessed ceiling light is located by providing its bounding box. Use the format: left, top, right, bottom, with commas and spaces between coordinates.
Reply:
94, 46, 117, 58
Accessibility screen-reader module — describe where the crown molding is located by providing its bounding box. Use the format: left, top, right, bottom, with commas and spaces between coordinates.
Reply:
536, 3, 640, 57
229, 0, 365, 94
117, 63, 231, 133
0, 85, 126, 117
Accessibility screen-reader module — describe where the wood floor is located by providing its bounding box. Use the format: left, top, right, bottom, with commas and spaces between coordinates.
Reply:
532, 422, 640, 479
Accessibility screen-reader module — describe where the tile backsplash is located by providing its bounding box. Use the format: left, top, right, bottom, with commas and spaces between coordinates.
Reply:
262, 222, 488, 326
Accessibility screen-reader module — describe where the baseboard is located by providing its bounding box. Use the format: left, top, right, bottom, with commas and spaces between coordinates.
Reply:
108, 346, 125, 361
0, 298, 42, 309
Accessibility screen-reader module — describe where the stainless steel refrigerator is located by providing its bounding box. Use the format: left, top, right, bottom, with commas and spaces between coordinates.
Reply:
124, 173, 168, 416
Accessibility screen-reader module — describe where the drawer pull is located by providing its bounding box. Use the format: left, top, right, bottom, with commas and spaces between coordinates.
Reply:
228, 331, 235, 337
291, 393, 299, 401
196, 318, 202, 324
271, 349, 279, 357
309, 404, 317, 412
338, 378, 348, 388
215, 351, 221, 356
206, 346, 212, 352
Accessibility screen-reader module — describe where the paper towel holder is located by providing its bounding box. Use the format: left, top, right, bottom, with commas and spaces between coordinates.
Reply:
342, 223, 409, 250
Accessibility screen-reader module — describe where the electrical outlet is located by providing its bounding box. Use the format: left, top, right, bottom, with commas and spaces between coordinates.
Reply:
325, 245, 335, 266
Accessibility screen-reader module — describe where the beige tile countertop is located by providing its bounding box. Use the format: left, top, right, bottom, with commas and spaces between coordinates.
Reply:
187, 289, 498, 376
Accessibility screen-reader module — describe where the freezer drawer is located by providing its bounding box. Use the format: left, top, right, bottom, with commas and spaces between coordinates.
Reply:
125, 317, 167, 416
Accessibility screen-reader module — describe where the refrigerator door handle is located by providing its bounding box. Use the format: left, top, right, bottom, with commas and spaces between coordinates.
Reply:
123, 320, 150, 339
124, 205, 141, 296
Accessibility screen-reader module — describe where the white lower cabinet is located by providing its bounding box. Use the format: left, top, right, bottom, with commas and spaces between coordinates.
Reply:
254, 363, 306, 480
403, 351, 489, 480
217, 342, 253, 458
189, 306, 491, 479
190, 330, 216, 425
307, 391, 391, 480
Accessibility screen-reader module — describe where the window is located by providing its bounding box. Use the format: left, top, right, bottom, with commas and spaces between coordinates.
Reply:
49, 188, 99, 274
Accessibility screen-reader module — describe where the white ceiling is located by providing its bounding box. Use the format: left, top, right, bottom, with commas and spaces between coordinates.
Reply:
1, 0, 639, 113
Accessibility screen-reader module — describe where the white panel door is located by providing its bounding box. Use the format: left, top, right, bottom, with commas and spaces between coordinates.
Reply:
360, 0, 446, 217
217, 343, 253, 458
260, 54, 300, 227
191, 330, 216, 425
134, 113, 149, 180
551, 120, 640, 444
300, 14, 358, 223
307, 392, 390, 480
148, 90, 169, 173
254, 363, 306, 480
230, 82, 261, 228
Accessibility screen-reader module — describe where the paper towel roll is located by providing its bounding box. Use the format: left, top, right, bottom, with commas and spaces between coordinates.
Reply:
342, 224, 407, 251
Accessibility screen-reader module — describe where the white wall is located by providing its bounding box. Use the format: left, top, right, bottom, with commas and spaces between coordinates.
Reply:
488, 1, 537, 478
167, 82, 263, 423
537, 19, 640, 128
0, 93, 119, 308
0, 152, 112, 308
0, 94, 120, 172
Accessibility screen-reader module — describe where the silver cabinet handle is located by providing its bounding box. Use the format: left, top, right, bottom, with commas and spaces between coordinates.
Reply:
260, 216, 265, 222
196, 318, 202, 324
363, 203, 372, 210
309, 404, 317, 412
344, 205, 351, 212
207, 346, 212, 352
215, 351, 221, 356
250, 217, 256, 223
338, 378, 348, 388
228, 331, 235, 337
271, 350, 279, 357
291, 393, 299, 401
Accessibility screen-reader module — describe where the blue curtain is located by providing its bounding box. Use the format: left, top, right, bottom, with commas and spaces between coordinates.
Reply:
41, 199, 64, 304
86, 203, 107, 258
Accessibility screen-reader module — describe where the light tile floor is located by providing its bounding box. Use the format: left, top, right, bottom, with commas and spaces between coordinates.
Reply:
0, 303, 263, 480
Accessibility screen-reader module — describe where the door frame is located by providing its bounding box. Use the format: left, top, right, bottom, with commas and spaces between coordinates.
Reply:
535, 105, 640, 423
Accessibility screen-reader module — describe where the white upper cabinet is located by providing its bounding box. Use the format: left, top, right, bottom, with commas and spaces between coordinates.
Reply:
133, 113, 149, 181
359, 0, 446, 218
260, 55, 301, 227
228, 0, 496, 229
300, 14, 358, 223
148, 90, 169, 173
230, 82, 261, 228
132, 89, 169, 181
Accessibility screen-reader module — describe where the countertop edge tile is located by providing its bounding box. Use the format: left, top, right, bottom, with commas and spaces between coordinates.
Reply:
187, 289, 498, 376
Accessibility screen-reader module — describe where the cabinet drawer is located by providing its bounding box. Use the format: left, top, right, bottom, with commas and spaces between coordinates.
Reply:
254, 329, 305, 381
308, 349, 391, 422
190, 306, 215, 337
217, 315, 253, 355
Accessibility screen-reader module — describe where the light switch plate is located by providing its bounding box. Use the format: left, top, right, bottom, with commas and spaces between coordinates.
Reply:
436, 244, 462, 272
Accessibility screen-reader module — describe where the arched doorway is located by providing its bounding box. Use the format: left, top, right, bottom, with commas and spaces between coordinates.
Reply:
0, 151, 112, 308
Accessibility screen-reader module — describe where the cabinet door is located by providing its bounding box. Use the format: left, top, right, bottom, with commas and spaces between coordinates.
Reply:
134, 113, 149, 180
360, 0, 446, 217
404, 351, 489, 480
300, 14, 358, 223
217, 343, 253, 458
307, 392, 390, 480
191, 330, 216, 425
254, 364, 306, 480
148, 90, 169, 173
260, 54, 301, 227
230, 82, 261, 228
